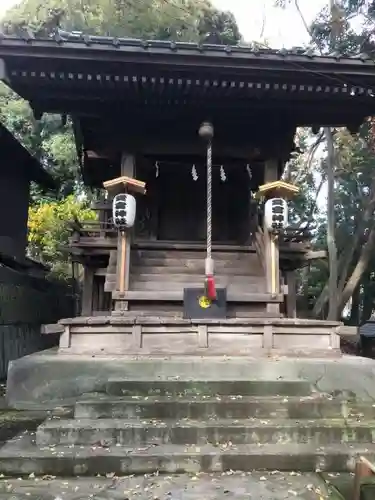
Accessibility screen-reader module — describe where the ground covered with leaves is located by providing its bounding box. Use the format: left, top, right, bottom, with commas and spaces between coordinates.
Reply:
0, 470, 334, 499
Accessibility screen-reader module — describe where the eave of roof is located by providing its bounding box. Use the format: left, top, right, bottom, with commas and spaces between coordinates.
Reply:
0, 32, 374, 74
1, 33, 375, 117
1, 33, 375, 137
0, 124, 56, 190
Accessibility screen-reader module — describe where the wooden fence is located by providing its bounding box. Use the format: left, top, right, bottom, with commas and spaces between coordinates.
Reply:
0, 264, 75, 379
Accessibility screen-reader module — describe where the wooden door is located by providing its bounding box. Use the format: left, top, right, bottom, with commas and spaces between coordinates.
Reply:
156, 164, 251, 243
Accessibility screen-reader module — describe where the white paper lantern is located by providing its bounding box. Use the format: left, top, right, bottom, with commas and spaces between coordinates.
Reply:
112, 193, 136, 230
264, 198, 288, 233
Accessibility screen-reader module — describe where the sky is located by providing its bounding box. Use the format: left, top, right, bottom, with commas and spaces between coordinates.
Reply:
0, 0, 328, 47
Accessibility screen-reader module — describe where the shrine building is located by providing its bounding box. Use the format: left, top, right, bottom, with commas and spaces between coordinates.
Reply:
0, 33, 370, 364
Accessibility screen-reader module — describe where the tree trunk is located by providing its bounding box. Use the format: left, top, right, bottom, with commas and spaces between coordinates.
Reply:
338, 226, 375, 314
312, 187, 375, 318
325, 127, 338, 320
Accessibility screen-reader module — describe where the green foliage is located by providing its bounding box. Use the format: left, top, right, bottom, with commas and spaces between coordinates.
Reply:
0, 0, 241, 278
0, 83, 80, 198
1, 0, 241, 45
197, 6, 241, 45
27, 195, 96, 276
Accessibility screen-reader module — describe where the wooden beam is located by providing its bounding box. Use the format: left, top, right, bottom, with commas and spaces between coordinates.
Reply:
285, 271, 297, 319
337, 325, 358, 337
113, 152, 136, 313
263, 159, 280, 315
304, 250, 327, 261
81, 266, 94, 315
264, 158, 279, 184
86, 150, 113, 160
117, 232, 127, 293
41, 323, 64, 335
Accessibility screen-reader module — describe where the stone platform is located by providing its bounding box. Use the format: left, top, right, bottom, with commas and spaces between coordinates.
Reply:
3, 375, 375, 476
4, 347, 375, 479
6, 352, 375, 409
56, 315, 347, 356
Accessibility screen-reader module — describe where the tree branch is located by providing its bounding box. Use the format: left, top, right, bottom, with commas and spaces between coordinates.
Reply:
259, 0, 266, 40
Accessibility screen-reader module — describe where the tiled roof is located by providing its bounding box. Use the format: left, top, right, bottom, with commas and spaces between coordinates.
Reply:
0, 30, 373, 65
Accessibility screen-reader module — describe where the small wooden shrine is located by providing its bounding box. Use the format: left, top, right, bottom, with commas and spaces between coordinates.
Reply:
0, 34, 367, 355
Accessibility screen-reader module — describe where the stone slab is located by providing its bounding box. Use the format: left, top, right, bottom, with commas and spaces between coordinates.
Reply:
35, 416, 375, 447
74, 393, 369, 420
0, 432, 375, 475
105, 379, 312, 397
0, 471, 331, 500
60, 316, 341, 326
6, 351, 375, 410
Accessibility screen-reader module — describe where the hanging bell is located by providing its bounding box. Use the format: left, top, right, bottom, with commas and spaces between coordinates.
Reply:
198, 121, 214, 141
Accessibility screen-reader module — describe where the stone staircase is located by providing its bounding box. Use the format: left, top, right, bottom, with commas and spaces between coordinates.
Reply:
105, 247, 282, 317
1, 378, 375, 476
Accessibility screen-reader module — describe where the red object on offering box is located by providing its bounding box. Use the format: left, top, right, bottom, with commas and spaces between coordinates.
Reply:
205, 275, 217, 300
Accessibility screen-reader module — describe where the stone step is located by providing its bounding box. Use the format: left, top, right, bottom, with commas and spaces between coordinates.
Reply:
74, 395, 374, 420
105, 379, 312, 397
35, 417, 375, 447
129, 273, 261, 284
128, 281, 266, 292
2, 433, 375, 475
106, 274, 267, 292
131, 265, 254, 275
131, 258, 262, 273
0, 471, 332, 499
111, 290, 283, 302
133, 250, 258, 260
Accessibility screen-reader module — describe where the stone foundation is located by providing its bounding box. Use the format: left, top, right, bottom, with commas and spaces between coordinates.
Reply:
6, 351, 375, 410
57, 316, 345, 356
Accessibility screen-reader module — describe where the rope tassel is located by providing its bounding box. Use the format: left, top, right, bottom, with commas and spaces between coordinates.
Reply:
205, 257, 216, 300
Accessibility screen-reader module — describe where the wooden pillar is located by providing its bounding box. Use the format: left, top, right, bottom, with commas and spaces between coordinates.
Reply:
71, 260, 80, 316
264, 158, 279, 184
113, 153, 135, 313
263, 159, 280, 315
285, 270, 297, 318
81, 266, 94, 316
